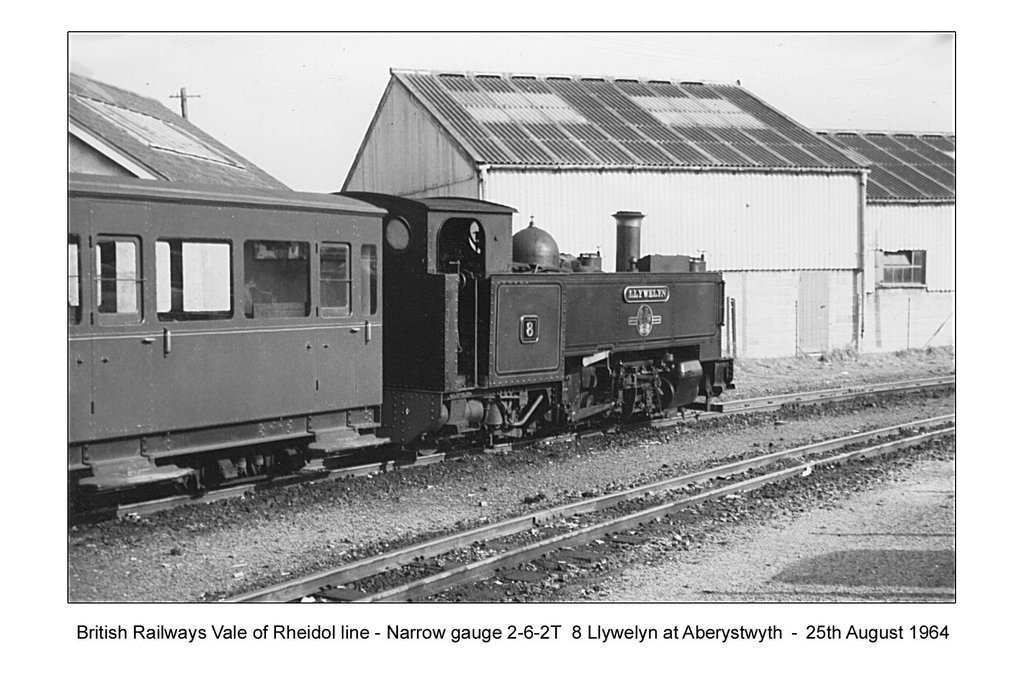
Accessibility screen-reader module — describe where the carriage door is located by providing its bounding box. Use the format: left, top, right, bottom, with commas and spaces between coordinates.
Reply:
67, 230, 92, 441
315, 237, 381, 410
89, 227, 154, 438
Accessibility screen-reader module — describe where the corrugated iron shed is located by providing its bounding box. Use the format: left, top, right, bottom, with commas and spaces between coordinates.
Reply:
390, 70, 863, 172
818, 131, 955, 203
69, 73, 288, 189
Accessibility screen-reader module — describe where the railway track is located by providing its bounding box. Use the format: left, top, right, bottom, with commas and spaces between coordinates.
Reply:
75, 374, 954, 522
228, 413, 954, 602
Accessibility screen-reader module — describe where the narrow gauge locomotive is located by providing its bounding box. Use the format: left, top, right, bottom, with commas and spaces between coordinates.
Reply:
345, 193, 733, 451
68, 175, 732, 500
68, 175, 388, 498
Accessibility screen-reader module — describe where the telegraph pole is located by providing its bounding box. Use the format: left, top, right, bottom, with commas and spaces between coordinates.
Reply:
169, 87, 201, 120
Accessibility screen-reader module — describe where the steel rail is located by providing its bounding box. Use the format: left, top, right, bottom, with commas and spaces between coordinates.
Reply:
711, 375, 955, 414
228, 414, 953, 602
356, 424, 955, 603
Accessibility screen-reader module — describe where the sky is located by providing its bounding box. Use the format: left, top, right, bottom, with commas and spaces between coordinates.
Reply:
68, 32, 954, 193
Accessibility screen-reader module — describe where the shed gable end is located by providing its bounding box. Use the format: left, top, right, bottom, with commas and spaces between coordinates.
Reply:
344, 80, 478, 198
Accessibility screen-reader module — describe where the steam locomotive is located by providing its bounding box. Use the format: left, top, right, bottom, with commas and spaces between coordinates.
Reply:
68, 175, 732, 498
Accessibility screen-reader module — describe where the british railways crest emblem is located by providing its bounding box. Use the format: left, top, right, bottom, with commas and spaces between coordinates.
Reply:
628, 304, 662, 337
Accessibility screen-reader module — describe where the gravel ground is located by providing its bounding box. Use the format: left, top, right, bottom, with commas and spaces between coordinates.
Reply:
581, 452, 954, 602
67, 348, 954, 602
721, 346, 954, 400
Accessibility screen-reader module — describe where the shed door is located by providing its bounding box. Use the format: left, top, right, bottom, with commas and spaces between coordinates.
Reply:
798, 272, 829, 355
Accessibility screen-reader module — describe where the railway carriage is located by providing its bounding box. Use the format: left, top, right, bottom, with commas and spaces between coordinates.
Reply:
68, 175, 386, 496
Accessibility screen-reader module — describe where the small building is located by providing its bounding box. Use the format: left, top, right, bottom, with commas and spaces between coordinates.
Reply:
820, 131, 955, 351
69, 73, 287, 189
344, 70, 869, 358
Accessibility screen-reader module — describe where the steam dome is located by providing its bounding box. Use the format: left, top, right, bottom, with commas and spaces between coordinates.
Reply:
512, 221, 560, 269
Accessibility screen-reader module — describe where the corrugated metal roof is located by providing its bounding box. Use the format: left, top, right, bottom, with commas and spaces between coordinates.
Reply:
392, 70, 863, 172
68, 73, 288, 190
818, 131, 955, 203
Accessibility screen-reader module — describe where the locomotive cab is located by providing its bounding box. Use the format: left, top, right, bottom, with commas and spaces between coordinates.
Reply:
341, 193, 518, 445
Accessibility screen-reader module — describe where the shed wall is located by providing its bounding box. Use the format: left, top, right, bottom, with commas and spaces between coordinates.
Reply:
860, 203, 954, 353
863, 289, 954, 352
486, 169, 861, 272
721, 270, 857, 358
344, 82, 478, 198
867, 203, 954, 292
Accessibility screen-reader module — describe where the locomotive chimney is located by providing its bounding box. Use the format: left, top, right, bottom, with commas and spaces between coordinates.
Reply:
614, 211, 645, 272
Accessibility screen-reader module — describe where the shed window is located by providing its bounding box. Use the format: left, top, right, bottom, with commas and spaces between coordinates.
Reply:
157, 240, 232, 320
95, 237, 141, 322
319, 243, 351, 317
68, 236, 80, 325
243, 240, 310, 318
880, 250, 926, 286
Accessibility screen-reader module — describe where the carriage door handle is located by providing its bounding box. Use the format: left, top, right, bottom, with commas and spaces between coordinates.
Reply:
141, 336, 155, 344
163, 328, 172, 355
364, 320, 372, 343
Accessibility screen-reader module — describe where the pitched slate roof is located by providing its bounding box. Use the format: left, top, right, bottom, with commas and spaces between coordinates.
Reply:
69, 73, 288, 189
818, 131, 955, 203
392, 70, 862, 172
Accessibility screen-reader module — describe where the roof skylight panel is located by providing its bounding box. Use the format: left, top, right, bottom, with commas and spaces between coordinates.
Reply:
76, 97, 241, 167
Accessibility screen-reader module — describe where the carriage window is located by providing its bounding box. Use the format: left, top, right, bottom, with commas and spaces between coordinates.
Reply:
319, 243, 350, 317
68, 236, 81, 325
157, 240, 232, 320
95, 237, 141, 321
361, 244, 378, 316
243, 240, 310, 318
